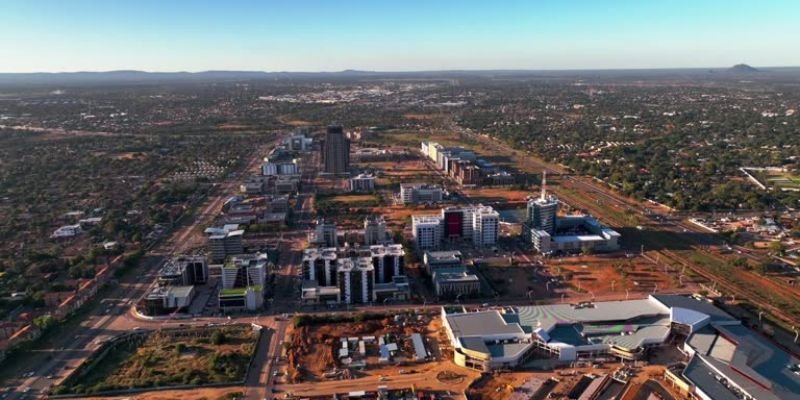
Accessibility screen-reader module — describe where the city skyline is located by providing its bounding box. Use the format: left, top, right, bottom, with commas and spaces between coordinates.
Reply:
2, 0, 800, 73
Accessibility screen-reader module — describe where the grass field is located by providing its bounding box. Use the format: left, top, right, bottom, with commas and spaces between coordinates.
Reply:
55, 326, 258, 395
315, 193, 380, 211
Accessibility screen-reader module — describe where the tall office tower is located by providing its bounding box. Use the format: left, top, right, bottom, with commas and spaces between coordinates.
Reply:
336, 257, 375, 304
321, 125, 350, 175
472, 205, 499, 247
363, 215, 387, 245
527, 171, 559, 234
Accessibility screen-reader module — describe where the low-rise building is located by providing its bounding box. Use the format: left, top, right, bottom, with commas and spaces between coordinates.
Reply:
240, 177, 266, 194
309, 219, 338, 247
51, 224, 82, 239
300, 280, 341, 305
423, 250, 464, 275
142, 285, 195, 315
208, 227, 244, 263
442, 295, 757, 375
400, 183, 444, 204
157, 255, 208, 286
285, 129, 313, 151
363, 215, 388, 246
433, 271, 480, 298
349, 173, 376, 192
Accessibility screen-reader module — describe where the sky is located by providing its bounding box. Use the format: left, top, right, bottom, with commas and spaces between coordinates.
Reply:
1, 0, 799, 73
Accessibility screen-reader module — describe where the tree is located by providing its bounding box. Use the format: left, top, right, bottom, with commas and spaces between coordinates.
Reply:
768, 241, 786, 256
211, 331, 226, 345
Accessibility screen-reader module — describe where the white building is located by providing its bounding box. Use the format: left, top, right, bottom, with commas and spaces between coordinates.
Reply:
349, 173, 376, 192
337, 257, 375, 304
220, 253, 269, 290
309, 219, 338, 247
412, 215, 443, 250
285, 132, 313, 151
262, 159, 300, 176
51, 224, 82, 239
218, 253, 269, 312
400, 183, 444, 204
363, 215, 387, 245
471, 205, 499, 247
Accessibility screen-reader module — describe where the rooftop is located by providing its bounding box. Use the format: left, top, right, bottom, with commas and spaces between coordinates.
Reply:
412, 215, 442, 225
424, 250, 463, 263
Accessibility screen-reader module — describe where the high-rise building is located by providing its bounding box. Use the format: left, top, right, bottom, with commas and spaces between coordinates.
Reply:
208, 228, 244, 263
412, 215, 443, 250
363, 215, 387, 246
369, 243, 404, 283
321, 125, 350, 175
302, 247, 339, 286
336, 257, 375, 304
527, 172, 558, 235
441, 207, 467, 240
218, 253, 269, 311
472, 205, 499, 247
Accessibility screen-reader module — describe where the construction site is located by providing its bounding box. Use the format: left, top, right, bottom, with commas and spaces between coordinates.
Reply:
283, 312, 444, 384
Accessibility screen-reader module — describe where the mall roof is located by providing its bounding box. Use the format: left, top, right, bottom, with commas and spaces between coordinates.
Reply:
683, 323, 800, 400
447, 311, 526, 338
652, 294, 737, 323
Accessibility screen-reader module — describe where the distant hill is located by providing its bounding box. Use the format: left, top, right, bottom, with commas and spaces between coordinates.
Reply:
729, 64, 759, 73
2, 65, 799, 87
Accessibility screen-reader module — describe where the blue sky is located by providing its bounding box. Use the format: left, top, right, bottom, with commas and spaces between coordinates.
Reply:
1, 0, 798, 72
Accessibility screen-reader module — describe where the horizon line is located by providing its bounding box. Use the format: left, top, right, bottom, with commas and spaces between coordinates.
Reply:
1, 64, 798, 75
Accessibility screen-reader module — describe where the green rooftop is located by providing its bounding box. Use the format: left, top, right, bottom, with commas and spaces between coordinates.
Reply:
219, 287, 247, 296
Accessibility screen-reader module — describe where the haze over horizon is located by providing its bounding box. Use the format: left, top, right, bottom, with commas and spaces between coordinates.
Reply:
2, 0, 800, 73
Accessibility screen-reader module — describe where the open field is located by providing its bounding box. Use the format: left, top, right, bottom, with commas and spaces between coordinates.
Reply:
475, 254, 689, 301
549, 255, 685, 296
315, 193, 380, 210
747, 168, 800, 192
86, 388, 246, 400
462, 187, 531, 203
473, 260, 551, 299
358, 157, 445, 188
54, 326, 258, 395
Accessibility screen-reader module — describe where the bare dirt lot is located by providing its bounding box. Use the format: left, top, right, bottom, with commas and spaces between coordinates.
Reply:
548, 254, 691, 297
462, 187, 532, 203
